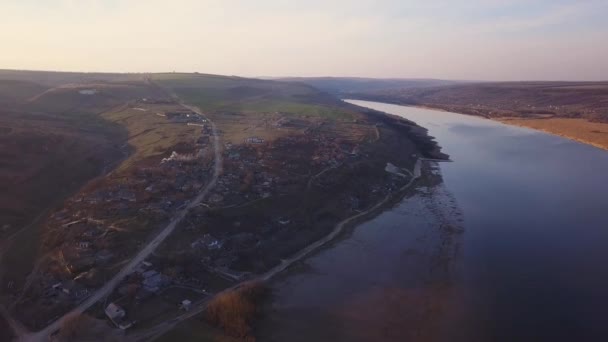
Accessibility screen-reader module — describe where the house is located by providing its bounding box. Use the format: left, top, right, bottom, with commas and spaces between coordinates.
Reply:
76, 241, 91, 249
60, 280, 88, 298
142, 271, 169, 293
79, 89, 97, 95
245, 137, 265, 144
105, 303, 133, 330
134, 261, 153, 274
142, 270, 158, 279
105, 303, 125, 321
191, 234, 223, 250
67, 256, 95, 274
180, 299, 192, 311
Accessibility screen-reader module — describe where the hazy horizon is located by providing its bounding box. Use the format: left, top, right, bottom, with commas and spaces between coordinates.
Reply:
2, 0, 607, 81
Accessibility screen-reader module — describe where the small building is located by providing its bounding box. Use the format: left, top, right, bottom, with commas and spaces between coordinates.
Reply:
105, 303, 125, 321
76, 241, 91, 249
79, 89, 97, 95
180, 299, 192, 311
142, 272, 169, 293
245, 137, 265, 144
60, 280, 88, 298
191, 234, 223, 250
105, 303, 133, 330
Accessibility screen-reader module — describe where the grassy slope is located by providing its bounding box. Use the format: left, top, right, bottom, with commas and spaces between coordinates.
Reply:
0, 69, 143, 87
152, 73, 356, 120
0, 76, 162, 311
0, 79, 49, 103
101, 106, 201, 171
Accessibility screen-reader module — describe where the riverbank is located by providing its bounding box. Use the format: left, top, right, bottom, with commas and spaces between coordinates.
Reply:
412, 104, 608, 151
149, 157, 437, 342
341, 93, 608, 151
335, 100, 608, 341
256, 161, 463, 342
495, 117, 608, 151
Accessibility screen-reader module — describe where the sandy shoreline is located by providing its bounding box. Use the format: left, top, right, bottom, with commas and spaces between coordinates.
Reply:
411, 105, 608, 151
495, 117, 608, 151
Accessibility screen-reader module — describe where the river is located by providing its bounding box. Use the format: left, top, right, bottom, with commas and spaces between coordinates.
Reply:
257, 100, 608, 342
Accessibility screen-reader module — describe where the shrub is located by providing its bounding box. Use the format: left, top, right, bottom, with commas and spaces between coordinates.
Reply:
205, 281, 269, 340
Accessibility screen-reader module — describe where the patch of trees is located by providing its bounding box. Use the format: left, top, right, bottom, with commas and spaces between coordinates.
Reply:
205, 281, 269, 341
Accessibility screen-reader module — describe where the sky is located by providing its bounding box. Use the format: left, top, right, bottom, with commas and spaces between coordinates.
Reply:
1, 0, 607, 81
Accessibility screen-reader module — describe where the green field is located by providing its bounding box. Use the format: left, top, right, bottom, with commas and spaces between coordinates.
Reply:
152, 73, 355, 120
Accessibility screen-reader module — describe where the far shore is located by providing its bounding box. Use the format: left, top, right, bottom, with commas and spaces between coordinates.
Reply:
347, 98, 608, 151
410, 105, 608, 151
494, 117, 608, 151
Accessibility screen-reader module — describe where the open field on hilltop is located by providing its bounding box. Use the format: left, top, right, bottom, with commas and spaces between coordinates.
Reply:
101, 104, 202, 171
153, 73, 356, 120
0, 69, 143, 87
0, 79, 49, 103
279, 76, 464, 95
153, 74, 375, 147
25, 82, 162, 115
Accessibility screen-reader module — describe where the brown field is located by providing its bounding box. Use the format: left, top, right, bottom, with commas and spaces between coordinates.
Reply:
497, 117, 608, 150
101, 104, 202, 171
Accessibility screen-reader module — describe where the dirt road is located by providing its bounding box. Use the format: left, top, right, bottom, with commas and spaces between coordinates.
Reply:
20, 93, 222, 342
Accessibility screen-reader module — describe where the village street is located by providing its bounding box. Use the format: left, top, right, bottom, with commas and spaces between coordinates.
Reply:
18, 91, 223, 342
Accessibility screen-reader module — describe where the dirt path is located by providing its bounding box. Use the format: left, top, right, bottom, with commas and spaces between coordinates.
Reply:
20, 90, 223, 342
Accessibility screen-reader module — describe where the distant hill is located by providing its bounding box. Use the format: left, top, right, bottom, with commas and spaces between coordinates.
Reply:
277, 77, 465, 95
349, 81, 608, 123
0, 69, 142, 86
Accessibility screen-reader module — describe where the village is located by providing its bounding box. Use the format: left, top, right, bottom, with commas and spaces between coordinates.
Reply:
8, 95, 417, 332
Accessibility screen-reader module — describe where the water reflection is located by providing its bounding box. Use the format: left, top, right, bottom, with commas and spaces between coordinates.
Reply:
259, 166, 463, 341
260, 100, 608, 342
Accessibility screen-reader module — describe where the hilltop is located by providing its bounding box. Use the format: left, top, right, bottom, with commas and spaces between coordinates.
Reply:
278, 76, 464, 95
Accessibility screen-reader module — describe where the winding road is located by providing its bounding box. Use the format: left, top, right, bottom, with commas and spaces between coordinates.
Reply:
19, 88, 223, 342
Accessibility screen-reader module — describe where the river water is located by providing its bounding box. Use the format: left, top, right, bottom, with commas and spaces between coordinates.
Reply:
258, 100, 608, 342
